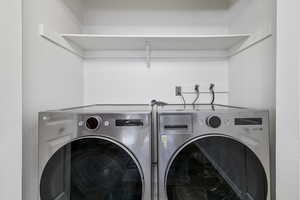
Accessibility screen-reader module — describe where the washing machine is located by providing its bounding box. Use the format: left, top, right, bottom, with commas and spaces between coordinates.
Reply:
38, 105, 152, 200
157, 104, 270, 200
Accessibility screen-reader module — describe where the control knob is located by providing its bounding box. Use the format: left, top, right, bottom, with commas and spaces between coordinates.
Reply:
206, 116, 221, 128
85, 116, 102, 130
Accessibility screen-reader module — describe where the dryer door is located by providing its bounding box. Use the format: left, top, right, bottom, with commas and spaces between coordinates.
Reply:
40, 137, 143, 200
166, 136, 268, 200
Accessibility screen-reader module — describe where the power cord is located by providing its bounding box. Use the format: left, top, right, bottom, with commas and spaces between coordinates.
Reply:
209, 83, 215, 110
181, 94, 186, 109
192, 84, 200, 108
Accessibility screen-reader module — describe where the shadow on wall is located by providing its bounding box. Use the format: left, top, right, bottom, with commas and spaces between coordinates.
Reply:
63, 0, 232, 11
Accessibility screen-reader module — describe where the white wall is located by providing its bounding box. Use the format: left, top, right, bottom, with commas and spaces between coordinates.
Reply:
228, 0, 273, 35
82, 0, 229, 35
84, 59, 229, 105
81, 0, 232, 106
228, 37, 275, 109
22, 0, 84, 200
0, 1, 22, 200
276, 0, 300, 199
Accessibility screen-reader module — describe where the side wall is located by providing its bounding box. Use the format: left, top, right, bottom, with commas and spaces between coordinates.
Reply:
0, 1, 22, 200
22, 0, 84, 200
84, 59, 229, 105
276, 0, 300, 199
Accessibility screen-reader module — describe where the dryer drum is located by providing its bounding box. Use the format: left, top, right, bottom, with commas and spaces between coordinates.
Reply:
40, 138, 143, 200
166, 136, 268, 200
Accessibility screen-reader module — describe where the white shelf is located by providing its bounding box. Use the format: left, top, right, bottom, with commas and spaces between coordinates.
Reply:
40, 24, 260, 67
61, 34, 250, 51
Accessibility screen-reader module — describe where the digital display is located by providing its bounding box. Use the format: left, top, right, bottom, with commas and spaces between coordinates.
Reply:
115, 119, 143, 127
164, 125, 189, 130
235, 118, 263, 125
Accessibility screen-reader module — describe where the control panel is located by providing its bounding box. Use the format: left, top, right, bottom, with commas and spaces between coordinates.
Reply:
158, 111, 268, 143
80, 115, 146, 131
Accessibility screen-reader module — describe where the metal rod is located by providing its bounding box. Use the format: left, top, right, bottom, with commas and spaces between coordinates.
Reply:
182, 92, 228, 94
145, 41, 151, 68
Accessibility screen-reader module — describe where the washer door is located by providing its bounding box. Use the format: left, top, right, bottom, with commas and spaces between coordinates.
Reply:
166, 136, 268, 200
40, 137, 143, 200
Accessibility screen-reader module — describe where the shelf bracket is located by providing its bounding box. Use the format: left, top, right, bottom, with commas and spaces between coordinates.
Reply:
39, 24, 84, 58
145, 41, 151, 68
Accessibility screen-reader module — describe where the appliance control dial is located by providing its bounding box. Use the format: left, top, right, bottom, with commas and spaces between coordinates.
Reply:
85, 116, 102, 130
206, 116, 221, 128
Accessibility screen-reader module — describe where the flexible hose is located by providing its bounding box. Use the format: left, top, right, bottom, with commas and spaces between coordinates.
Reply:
192, 85, 200, 109
192, 91, 200, 105
210, 84, 215, 105
181, 94, 186, 109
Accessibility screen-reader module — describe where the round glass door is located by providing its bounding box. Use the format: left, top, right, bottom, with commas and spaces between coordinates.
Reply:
40, 138, 143, 200
166, 136, 268, 200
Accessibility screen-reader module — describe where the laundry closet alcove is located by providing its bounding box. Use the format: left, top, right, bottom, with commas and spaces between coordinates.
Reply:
22, 0, 276, 199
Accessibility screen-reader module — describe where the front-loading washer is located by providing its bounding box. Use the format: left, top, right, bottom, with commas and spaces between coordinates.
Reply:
38, 105, 152, 200
157, 104, 270, 200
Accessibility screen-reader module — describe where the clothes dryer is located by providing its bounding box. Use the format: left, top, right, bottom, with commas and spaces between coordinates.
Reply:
38, 105, 152, 200
157, 104, 270, 200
